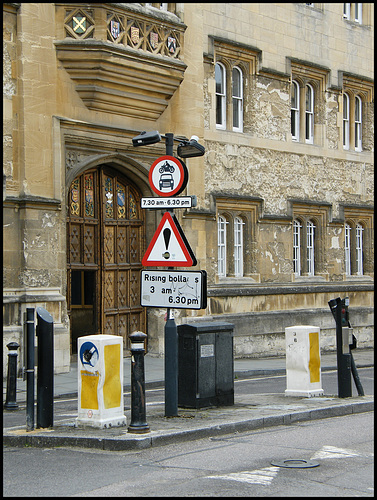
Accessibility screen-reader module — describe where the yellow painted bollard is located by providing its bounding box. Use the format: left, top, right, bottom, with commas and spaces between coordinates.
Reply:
285, 326, 324, 397
76, 335, 127, 428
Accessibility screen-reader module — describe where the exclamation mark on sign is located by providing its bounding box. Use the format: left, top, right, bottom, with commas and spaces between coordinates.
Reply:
163, 228, 171, 259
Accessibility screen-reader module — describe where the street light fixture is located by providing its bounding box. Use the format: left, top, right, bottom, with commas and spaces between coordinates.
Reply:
132, 130, 161, 147
132, 131, 205, 158
177, 135, 205, 158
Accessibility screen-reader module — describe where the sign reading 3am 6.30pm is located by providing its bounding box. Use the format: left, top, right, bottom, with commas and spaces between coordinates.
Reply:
141, 270, 207, 309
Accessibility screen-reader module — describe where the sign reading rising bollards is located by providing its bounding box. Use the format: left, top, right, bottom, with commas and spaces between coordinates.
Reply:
128, 331, 150, 433
76, 334, 126, 429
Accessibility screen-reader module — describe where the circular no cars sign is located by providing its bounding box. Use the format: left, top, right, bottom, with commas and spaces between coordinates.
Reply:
149, 156, 188, 197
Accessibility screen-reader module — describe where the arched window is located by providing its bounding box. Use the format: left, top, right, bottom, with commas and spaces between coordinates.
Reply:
291, 80, 300, 141
345, 223, 351, 275
306, 220, 315, 275
356, 223, 363, 275
343, 93, 350, 149
354, 3, 362, 23
217, 215, 227, 276
215, 63, 226, 129
305, 84, 314, 144
355, 95, 362, 151
232, 66, 243, 132
343, 3, 351, 19
234, 216, 244, 276
293, 219, 301, 276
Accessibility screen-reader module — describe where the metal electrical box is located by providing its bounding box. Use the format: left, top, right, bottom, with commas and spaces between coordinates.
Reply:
285, 325, 324, 398
177, 322, 234, 408
76, 334, 127, 428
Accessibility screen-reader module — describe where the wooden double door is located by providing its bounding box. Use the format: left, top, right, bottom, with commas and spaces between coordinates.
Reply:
67, 166, 146, 353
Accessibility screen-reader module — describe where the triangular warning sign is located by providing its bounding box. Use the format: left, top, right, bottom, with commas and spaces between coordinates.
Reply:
142, 212, 197, 267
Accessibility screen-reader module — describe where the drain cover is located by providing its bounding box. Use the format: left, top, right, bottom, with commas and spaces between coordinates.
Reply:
271, 459, 319, 469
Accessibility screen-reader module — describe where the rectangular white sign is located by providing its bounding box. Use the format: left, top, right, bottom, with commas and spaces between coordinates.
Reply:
141, 270, 207, 309
141, 196, 196, 209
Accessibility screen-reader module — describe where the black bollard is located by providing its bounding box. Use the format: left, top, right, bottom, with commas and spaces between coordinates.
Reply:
128, 331, 150, 433
25, 308, 35, 431
36, 307, 54, 428
164, 310, 178, 417
329, 298, 352, 398
4, 342, 20, 410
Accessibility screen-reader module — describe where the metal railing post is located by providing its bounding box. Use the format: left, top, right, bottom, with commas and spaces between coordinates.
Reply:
4, 342, 20, 410
128, 331, 150, 433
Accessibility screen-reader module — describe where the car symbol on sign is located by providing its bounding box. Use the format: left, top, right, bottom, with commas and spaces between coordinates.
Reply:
159, 173, 174, 190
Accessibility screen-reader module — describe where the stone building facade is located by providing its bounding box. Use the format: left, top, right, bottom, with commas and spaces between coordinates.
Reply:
3, 3, 374, 376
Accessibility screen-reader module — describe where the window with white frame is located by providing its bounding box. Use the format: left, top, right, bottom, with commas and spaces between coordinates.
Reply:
343, 3, 363, 24
305, 84, 314, 144
144, 3, 168, 11
215, 63, 226, 129
343, 3, 351, 19
343, 92, 363, 152
215, 61, 244, 133
290, 61, 327, 146
345, 223, 351, 275
234, 216, 244, 276
343, 93, 350, 149
344, 220, 368, 276
355, 95, 362, 151
291, 80, 300, 141
306, 220, 315, 275
356, 223, 363, 275
216, 200, 259, 279
232, 66, 243, 132
354, 3, 362, 23
293, 220, 301, 276
217, 215, 227, 276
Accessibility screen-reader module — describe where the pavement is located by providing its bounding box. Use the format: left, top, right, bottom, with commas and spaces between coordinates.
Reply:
3, 348, 374, 451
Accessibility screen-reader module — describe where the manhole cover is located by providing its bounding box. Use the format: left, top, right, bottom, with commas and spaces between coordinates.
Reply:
271, 459, 319, 469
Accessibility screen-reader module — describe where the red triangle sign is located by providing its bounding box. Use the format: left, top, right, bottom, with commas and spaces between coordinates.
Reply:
142, 212, 197, 267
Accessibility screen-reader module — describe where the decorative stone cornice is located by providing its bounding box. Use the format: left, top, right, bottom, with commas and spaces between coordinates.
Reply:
55, 39, 187, 119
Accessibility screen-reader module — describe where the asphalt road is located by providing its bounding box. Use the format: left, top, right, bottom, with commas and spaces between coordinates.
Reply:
3, 367, 374, 431
3, 411, 374, 497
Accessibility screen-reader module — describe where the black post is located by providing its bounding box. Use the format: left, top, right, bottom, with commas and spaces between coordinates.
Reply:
350, 352, 364, 396
165, 132, 174, 156
25, 308, 35, 431
4, 342, 20, 410
36, 307, 54, 428
329, 298, 352, 398
163, 132, 179, 417
165, 309, 178, 417
128, 331, 150, 433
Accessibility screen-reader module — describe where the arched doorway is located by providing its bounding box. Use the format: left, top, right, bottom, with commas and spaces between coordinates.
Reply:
67, 165, 146, 353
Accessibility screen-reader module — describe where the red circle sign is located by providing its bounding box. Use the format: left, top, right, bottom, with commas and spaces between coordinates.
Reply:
149, 156, 188, 197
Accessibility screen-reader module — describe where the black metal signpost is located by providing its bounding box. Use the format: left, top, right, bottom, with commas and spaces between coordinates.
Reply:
328, 296, 364, 398
36, 307, 54, 428
134, 130, 206, 418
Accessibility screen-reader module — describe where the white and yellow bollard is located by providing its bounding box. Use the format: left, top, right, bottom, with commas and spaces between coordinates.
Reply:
76, 334, 127, 428
285, 325, 324, 397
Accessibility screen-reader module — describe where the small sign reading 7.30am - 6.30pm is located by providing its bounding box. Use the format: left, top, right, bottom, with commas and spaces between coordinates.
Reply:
141, 270, 207, 309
